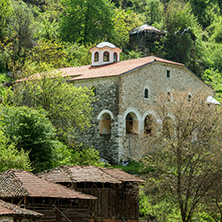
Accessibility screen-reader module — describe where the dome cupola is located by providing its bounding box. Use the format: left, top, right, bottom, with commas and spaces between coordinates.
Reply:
90, 41, 122, 67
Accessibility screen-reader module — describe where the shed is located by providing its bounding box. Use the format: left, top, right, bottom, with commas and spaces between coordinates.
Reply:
129, 24, 166, 56
38, 165, 144, 222
0, 169, 96, 222
0, 199, 42, 222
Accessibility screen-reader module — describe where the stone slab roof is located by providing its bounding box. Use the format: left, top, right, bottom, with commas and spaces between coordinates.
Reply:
0, 199, 43, 217
14, 56, 183, 83
130, 24, 166, 35
0, 169, 96, 200
38, 165, 144, 183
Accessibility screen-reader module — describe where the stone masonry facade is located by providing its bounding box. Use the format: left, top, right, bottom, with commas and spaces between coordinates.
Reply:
71, 61, 213, 164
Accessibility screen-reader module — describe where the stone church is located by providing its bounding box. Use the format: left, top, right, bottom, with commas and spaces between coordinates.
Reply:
59, 41, 217, 164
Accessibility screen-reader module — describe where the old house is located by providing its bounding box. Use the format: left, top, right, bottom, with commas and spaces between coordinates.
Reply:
38, 165, 144, 222
56, 41, 216, 164
129, 24, 166, 56
0, 169, 96, 222
0, 199, 42, 222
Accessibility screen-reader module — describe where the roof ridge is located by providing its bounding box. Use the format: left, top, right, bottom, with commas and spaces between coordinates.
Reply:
97, 167, 122, 183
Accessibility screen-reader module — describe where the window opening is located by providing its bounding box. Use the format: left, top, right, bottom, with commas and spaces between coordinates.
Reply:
144, 88, 149, 99
113, 52, 118, 62
94, 52, 99, 62
167, 92, 171, 102
188, 94, 192, 102
103, 51, 110, 62
100, 113, 111, 134
126, 113, 138, 134
167, 70, 171, 78
144, 115, 154, 135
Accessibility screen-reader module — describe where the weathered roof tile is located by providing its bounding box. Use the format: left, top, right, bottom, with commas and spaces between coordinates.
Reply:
0, 169, 96, 200
38, 165, 144, 183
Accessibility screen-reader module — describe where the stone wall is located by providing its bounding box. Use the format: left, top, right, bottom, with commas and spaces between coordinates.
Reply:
117, 62, 213, 160
72, 77, 120, 163
71, 62, 213, 163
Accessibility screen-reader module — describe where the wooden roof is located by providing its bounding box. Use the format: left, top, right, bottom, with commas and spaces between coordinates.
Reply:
38, 165, 144, 183
0, 169, 96, 199
0, 199, 42, 217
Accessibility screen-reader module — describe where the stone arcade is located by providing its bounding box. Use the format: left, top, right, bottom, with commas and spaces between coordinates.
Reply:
59, 42, 216, 163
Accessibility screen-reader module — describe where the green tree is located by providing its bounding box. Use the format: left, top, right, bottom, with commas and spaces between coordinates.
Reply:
157, 0, 202, 75
12, 71, 95, 145
112, 8, 143, 48
0, 130, 32, 172
138, 90, 222, 222
0, 0, 12, 41
60, 0, 114, 44
0, 105, 60, 172
130, 0, 163, 25
203, 69, 222, 102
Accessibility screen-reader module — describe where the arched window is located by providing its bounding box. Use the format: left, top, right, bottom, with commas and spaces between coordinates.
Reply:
103, 51, 110, 62
94, 52, 99, 62
126, 112, 138, 134
113, 52, 118, 62
167, 92, 171, 102
188, 94, 192, 102
99, 113, 111, 134
144, 88, 149, 99
144, 114, 155, 135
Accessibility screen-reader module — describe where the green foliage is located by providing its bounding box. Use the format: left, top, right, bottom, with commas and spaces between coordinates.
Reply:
0, 0, 12, 41
63, 42, 91, 66
0, 105, 60, 172
52, 146, 106, 167
159, 0, 201, 66
203, 69, 222, 102
60, 0, 114, 44
113, 160, 151, 174
0, 130, 32, 172
131, 0, 163, 25
112, 8, 143, 48
26, 40, 70, 72
12, 70, 95, 145
120, 49, 143, 60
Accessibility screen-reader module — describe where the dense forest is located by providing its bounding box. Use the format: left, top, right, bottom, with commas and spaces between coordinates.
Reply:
1, 1, 222, 221
1, 0, 222, 102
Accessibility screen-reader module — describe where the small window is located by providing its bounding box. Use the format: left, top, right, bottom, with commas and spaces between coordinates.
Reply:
103, 51, 110, 62
113, 52, 118, 62
144, 114, 155, 135
166, 70, 170, 78
188, 94, 192, 102
167, 92, 171, 102
144, 88, 149, 99
94, 52, 99, 62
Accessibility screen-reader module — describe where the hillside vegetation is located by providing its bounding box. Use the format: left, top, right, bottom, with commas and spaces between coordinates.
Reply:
0, 0, 222, 101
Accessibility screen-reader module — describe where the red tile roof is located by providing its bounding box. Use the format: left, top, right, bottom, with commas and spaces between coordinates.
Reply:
0, 169, 96, 200
0, 199, 43, 217
63, 56, 184, 81
14, 56, 184, 83
38, 165, 144, 183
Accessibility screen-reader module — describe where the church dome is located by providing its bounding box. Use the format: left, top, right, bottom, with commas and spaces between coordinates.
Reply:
90, 41, 122, 67
96, 41, 117, 49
